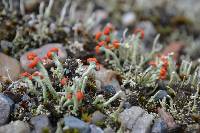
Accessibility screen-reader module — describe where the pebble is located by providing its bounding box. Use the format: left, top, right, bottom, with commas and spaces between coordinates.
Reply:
95, 67, 121, 92
90, 124, 104, 133
0, 93, 14, 126
122, 12, 136, 26
136, 21, 156, 45
30, 114, 52, 133
132, 112, 154, 133
64, 116, 90, 133
158, 108, 176, 129
91, 111, 106, 125
102, 85, 116, 96
0, 53, 21, 81
153, 90, 169, 102
104, 127, 115, 133
0, 120, 30, 133
119, 106, 154, 132
151, 118, 168, 133
20, 43, 67, 72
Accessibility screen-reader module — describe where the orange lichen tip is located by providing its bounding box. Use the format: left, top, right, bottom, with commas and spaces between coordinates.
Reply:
28, 57, 40, 69
87, 58, 98, 63
134, 28, 145, 40
20, 72, 30, 77
95, 32, 102, 40
27, 52, 37, 60
104, 26, 111, 35
76, 90, 84, 101
112, 40, 120, 49
61, 77, 68, 86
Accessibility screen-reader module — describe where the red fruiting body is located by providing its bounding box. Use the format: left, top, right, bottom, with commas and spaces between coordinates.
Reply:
76, 90, 84, 101
28, 75, 33, 80
50, 47, 59, 52
98, 41, 105, 47
61, 77, 68, 86
105, 36, 110, 43
66, 93, 72, 100
134, 28, 145, 40
20, 72, 31, 77
47, 48, 59, 59
47, 51, 53, 59
95, 46, 100, 54
159, 67, 167, 80
95, 32, 102, 40
27, 52, 37, 60
49, 47, 58, 52
87, 58, 98, 63
28, 57, 40, 69
104, 26, 111, 35
148, 61, 157, 67
112, 40, 120, 49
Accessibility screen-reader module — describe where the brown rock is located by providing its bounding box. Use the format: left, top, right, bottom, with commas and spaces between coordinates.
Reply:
20, 43, 67, 72
158, 107, 176, 129
0, 53, 21, 81
163, 42, 184, 61
95, 66, 121, 92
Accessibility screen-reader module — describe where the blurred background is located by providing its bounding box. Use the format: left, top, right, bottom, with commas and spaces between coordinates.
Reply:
1, 0, 200, 60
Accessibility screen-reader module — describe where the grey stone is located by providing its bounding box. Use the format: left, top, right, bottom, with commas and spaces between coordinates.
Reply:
0, 93, 14, 126
104, 127, 115, 133
119, 106, 145, 130
102, 85, 116, 96
20, 43, 67, 72
132, 112, 154, 133
64, 116, 90, 133
30, 115, 52, 133
119, 106, 154, 132
123, 102, 132, 109
90, 124, 104, 133
91, 111, 106, 125
122, 12, 136, 26
151, 118, 168, 133
0, 120, 30, 133
136, 21, 156, 45
153, 90, 169, 102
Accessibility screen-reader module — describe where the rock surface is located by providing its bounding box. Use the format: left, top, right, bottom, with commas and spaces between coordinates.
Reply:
95, 67, 121, 92
104, 127, 115, 133
151, 118, 168, 133
91, 111, 106, 125
119, 106, 154, 132
20, 43, 67, 72
134, 0, 200, 23
90, 124, 104, 133
158, 108, 176, 129
30, 114, 52, 133
136, 21, 156, 46
64, 116, 90, 133
0, 53, 21, 81
0, 93, 14, 126
0, 120, 30, 133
